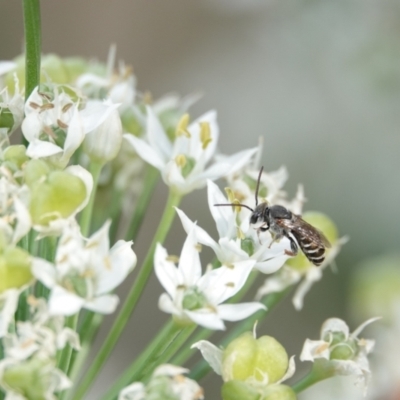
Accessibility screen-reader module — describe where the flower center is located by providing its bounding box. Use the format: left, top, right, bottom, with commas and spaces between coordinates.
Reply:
182, 287, 207, 311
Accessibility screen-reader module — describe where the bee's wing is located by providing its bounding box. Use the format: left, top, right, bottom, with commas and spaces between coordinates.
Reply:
276, 216, 331, 248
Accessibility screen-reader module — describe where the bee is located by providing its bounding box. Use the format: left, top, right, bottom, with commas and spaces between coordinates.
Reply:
215, 167, 331, 266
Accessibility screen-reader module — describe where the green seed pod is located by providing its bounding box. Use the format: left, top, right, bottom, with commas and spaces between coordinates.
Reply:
222, 332, 289, 384
0, 246, 32, 292
3, 145, 29, 170
29, 170, 86, 225
24, 159, 51, 187
221, 380, 260, 400
261, 384, 297, 400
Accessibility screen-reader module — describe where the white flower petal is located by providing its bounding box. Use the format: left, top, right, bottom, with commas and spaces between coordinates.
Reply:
26, 140, 63, 159
146, 106, 172, 161
123, 134, 165, 171
300, 339, 331, 362
158, 292, 181, 316
178, 227, 202, 286
31, 258, 57, 288
184, 309, 225, 330
154, 244, 181, 298
321, 318, 350, 341
85, 294, 119, 314
217, 302, 265, 321
191, 340, 223, 376
48, 286, 85, 316
278, 355, 296, 383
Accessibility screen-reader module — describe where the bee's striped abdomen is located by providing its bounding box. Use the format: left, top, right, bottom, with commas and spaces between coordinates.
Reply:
299, 237, 326, 266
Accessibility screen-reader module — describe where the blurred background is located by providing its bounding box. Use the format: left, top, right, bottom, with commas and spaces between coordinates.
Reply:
1, 0, 400, 398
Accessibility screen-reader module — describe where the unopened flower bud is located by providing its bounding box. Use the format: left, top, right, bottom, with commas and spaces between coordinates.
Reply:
29, 170, 87, 225
83, 103, 122, 163
222, 332, 289, 384
3, 145, 29, 170
24, 159, 51, 187
286, 212, 338, 272
0, 246, 32, 292
3, 358, 54, 400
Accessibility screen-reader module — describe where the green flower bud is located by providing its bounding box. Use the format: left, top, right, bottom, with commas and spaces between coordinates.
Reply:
329, 340, 357, 361
147, 375, 177, 400
121, 111, 143, 136
29, 170, 87, 225
0, 246, 32, 292
24, 159, 51, 187
261, 384, 297, 400
349, 255, 400, 324
222, 332, 289, 384
3, 145, 29, 169
3, 358, 54, 400
0, 108, 14, 133
221, 380, 260, 400
286, 212, 338, 272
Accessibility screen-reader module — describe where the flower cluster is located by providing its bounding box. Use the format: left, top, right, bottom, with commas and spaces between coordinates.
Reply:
0, 45, 377, 400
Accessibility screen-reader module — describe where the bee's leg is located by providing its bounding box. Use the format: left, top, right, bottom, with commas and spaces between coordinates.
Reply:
283, 232, 298, 257
257, 224, 269, 244
268, 232, 283, 248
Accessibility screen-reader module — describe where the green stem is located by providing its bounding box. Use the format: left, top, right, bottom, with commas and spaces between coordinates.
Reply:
74, 190, 181, 400
124, 166, 159, 241
189, 288, 291, 381
22, 0, 41, 147
23, 0, 41, 100
292, 361, 335, 394
58, 314, 79, 374
101, 321, 196, 400
80, 161, 103, 237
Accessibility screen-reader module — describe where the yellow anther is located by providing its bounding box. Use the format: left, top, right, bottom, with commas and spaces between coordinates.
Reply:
82, 269, 95, 278
236, 227, 245, 240
199, 121, 212, 149
40, 103, 55, 112
175, 154, 187, 168
224, 187, 242, 212
175, 113, 191, 138
143, 91, 153, 104
166, 255, 180, 263
195, 244, 202, 252
225, 282, 235, 288
57, 119, 68, 129
62, 103, 73, 113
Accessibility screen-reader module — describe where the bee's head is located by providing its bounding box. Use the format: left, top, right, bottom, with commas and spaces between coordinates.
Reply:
250, 202, 269, 226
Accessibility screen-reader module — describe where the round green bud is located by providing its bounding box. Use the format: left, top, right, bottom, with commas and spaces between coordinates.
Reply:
222, 332, 289, 384
3, 358, 53, 400
63, 57, 89, 82
349, 255, 400, 324
40, 54, 70, 84
0, 108, 15, 133
286, 211, 338, 272
329, 340, 356, 361
0, 246, 32, 292
3, 145, 29, 169
221, 380, 260, 400
29, 170, 87, 225
24, 159, 51, 187
262, 384, 297, 400
147, 375, 177, 400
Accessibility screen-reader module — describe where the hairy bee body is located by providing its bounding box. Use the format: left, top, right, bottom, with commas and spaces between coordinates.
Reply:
251, 204, 330, 266
215, 167, 331, 267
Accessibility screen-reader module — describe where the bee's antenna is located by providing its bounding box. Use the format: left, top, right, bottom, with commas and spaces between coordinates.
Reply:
255, 166, 264, 206
214, 203, 254, 212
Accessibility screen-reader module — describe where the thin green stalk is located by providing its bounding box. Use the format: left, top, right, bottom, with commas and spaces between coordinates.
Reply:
22, 0, 41, 147
23, 0, 41, 100
124, 166, 159, 241
80, 161, 103, 237
189, 288, 291, 381
74, 190, 181, 400
292, 361, 335, 394
101, 321, 195, 400
57, 314, 78, 374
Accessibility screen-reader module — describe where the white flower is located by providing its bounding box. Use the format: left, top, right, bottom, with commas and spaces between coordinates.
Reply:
83, 99, 123, 162
32, 220, 137, 315
119, 364, 204, 400
22, 86, 119, 168
255, 236, 349, 310
0, 177, 31, 245
0, 290, 20, 338
0, 298, 77, 399
176, 180, 291, 274
124, 106, 257, 195
192, 339, 296, 385
300, 317, 379, 394
0, 74, 24, 135
155, 227, 265, 330
76, 45, 136, 113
